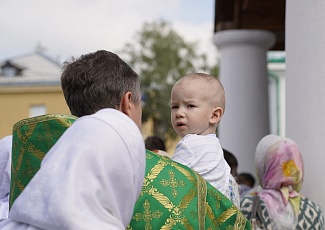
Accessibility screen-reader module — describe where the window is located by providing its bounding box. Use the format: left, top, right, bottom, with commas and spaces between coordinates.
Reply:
29, 105, 47, 117
1, 67, 16, 77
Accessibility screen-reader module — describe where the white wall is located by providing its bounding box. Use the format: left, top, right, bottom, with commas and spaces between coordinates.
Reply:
286, 0, 325, 210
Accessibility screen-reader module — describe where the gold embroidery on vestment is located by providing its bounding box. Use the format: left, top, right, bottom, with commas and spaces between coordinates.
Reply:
13, 114, 77, 132
206, 203, 236, 228
148, 187, 175, 211
27, 144, 45, 160
15, 147, 24, 173
146, 152, 153, 159
132, 199, 163, 230
182, 217, 195, 230
142, 160, 167, 195
146, 158, 167, 181
195, 171, 207, 230
160, 218, 176, 229
233, 209, 248, 230
206, 203, 214, 221
160, 170, 186, 198
179, 188, 196, 210
16, 123, 36, 144
10, 114, 77, 208
217, 205, 237, 222
24, 158, 36, 178
171, 161, 196, 182
208, 188, 223, 209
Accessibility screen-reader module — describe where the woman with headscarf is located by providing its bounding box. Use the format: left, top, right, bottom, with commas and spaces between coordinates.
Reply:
240, 134, 324, 229
0, 135, 12, 221
0, 108, 146, 229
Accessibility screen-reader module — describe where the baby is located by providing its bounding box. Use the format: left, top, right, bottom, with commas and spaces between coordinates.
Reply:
171, 73, 240, 207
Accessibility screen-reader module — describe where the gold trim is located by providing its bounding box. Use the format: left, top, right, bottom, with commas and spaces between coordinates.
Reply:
16, 123, 36, 144
196, 172, 207, 230
234, 209, 249, 230
13, 114, 77, 132
217, 205, 237, 222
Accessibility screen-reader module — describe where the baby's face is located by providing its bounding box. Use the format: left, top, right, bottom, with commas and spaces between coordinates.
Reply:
170, 78, 215, 138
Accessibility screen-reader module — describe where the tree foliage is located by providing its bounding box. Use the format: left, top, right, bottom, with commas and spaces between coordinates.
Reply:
122, 20, 218, 140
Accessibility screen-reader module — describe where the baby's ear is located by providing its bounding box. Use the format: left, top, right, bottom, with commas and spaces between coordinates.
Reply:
210, 107, 223, 124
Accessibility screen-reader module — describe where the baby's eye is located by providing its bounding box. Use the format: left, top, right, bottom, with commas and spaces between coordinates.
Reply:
171, 105, 179, 109
187, 104, 196, 108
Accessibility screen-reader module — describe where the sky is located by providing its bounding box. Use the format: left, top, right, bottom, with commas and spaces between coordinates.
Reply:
0, 0, 218, 64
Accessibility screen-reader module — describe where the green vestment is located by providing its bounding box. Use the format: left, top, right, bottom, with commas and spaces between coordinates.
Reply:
10, 114, 77, 207
127, 150, 251, 230
10, 114, 250, 229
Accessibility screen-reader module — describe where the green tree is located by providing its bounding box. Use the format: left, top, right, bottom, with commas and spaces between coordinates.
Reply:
122, 20, 218, 139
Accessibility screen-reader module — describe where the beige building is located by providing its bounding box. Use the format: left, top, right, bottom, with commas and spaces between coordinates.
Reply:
0, 51, 164, 148
0, 52, 70, 138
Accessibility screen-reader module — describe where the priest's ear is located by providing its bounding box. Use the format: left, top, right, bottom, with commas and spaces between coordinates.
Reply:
119, 91, 142, 129
119, 92, 133, 116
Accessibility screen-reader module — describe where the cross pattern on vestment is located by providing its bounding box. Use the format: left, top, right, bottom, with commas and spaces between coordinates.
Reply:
132, 199, 163, 230
160, 170, 186, 198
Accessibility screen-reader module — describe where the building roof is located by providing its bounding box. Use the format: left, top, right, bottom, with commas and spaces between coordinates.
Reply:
214, 0, 285, 51
0, 51, 62, 87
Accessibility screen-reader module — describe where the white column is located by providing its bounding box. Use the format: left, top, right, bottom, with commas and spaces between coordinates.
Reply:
286, 0, 325, 210
213, 30, 275, 178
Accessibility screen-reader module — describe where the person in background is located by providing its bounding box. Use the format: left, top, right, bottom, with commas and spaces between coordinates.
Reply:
0, 135, 12, 221
223, 148, 238, 179
171, 73, 240, 208
240, 134, 324, 229
144, 135, 172, 158
237, 172, 255, 198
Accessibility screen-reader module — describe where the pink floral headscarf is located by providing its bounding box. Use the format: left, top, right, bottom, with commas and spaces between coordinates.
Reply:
255, 134, 304, 229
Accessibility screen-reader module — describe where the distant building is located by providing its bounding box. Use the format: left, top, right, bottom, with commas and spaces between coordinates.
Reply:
0, 51, 70, 138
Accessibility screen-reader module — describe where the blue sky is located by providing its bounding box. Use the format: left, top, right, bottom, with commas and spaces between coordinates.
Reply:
178, 0, 215, 24
0, 0, 217, 63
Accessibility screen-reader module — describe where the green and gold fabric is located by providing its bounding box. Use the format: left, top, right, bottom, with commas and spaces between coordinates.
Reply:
9, 114, 250, 229
127, 150, 251, 230
10, 114, 77, 208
